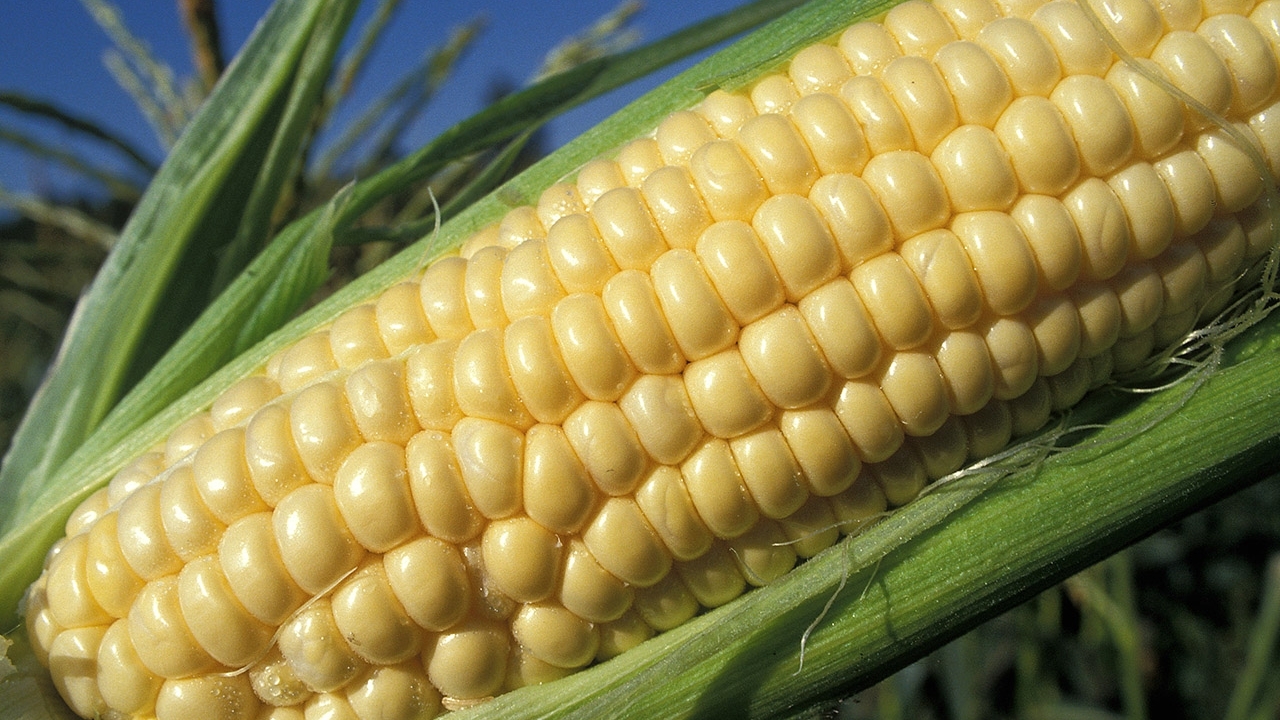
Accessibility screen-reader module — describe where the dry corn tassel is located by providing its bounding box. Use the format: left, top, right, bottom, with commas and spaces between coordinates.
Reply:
21, 0, 1280, 716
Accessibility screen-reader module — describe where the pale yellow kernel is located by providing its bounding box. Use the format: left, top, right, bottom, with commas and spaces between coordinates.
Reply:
781, 406, 862, 496
655, 111, 716, 166
277, 599, 364, 692
879, 352, 951, 437
1051, 75, 1136, 177
502, 317, 583, 425
192, 428, 267, 524
682, 438, 760, 538
523, 423, 595, 535
1047, 356, 1092, 410
839, 20, 903, 73
158, 464, 225, 561
482, 517, 561, 604
840, 76, 916, 155
910, 415, 970, 479
1154, 241, 1209, 315
591, 186, 670, 270
1063, 178, 1131, 282
329, 305, 388, 368
276, 333, 338, 393
1154, 308, 1198, 348
962, 399, 1014, 459
828, 473, 888, 534
650, 248, 739, 360
595, 610, 654, 661
1026, 294, 1083, 376
26, 579, 60, 667
459, 224, 503, 259
563, 401, 649, 495
505, 643, 574, 694
1199, 217, 1249, 284
900, 228, 984, 329
128, 575, 219, 678
499, 238, 566, 320
1198, 125, 1265, 213
675, 543, 747, 608
164, 413, 214, 466
778, 491, 839, 556
1113, 163, 1178, 261
374, 282, 433, 356
851, 252, 935, 350
1106, 60, 1185, 158
619, 374, 702, 465
789, 43, 853, 94
559, 539, 633, 623
808, 173, 895, 270
274, 484, 366, 595
496, 205, 546, 249
978, 17, 1063, 96
798, 278, 883, 379
537, 182, 587, 229
1240, 197, 1278, 262
552, 292, 637, 401
931, 125, 1019, 213
1159, 0, 1203, 28
331, 562, 422, 665
304, 693, 359, 719
994, 0, 1045, 18
730, 427, 809, 519
728, 521, 796, 586
219, 512, 308, 625
1094, 0, 1165, 56
883, 56, 960, 154
1113, 327, 1158, 372
695, 221, 786, 325
291, 381, 362, 485
117, 482, 184, 581
698, 89, 757, 138
791, 92, 871, 175
935, 330, 996, 415
1114, 263, 1167, 337
177, 554, 273, 667
404, 340, 464, 431
600, 270, 685, 375
97, 619, 162, 715
934, 0, 1001, 37
995, 96, 1081, 195
986, 317, 1040, 399
65, 489, 107, 540
886, 0, 961, 56
513, 603, 599, 669
633, 573, 699, 631
1010, 194, 1083, 292
736, 113, 820, 195
334, 442, 419, 553
753, 194, 842, 301
419, 256, 474, 340
46, 533, 111, 629
1155, 147, 1219, 237
107, 451, 164, 506
749, 73, 800, 115
683, 349, 774, 439
872, 444, 928, 507
1008, 377, 1053, 436
48, 625, 110, 719
84, 513, 143, 618
643, 166, 714, 251
1071, 283, 1124, 358
211, 376, 281, 430
688, 139, 770, 223
954, 210, 1040, 315
583, 497, 671, 587
546, 213, 619, 294
463, 245, 510, 330
345, 663, 442, 720
739, 305, 833, 409
576, 158, 627, 205
617, 137, 664, 187
451, 416, 523, 519
345, 359, 419, 446
453, 328, 533, 429
244, 403, 310, 507
934, 41, 1015, 127
1031, 1, 1115, 77
834, 379, 906, 463
1152, 30, 1234, 129
383, 536, 470, 632
862, 150, 952, 240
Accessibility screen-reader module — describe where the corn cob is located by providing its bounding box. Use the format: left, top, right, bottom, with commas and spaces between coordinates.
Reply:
21, 0, 1280, 716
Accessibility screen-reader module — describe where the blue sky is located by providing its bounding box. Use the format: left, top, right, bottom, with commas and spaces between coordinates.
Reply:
0, 0, 750, 213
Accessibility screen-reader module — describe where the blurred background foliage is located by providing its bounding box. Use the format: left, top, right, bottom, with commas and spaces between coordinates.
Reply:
0, 1, 1276, 718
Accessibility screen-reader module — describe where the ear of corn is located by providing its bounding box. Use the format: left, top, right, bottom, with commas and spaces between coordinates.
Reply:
12, 0, 1280, 717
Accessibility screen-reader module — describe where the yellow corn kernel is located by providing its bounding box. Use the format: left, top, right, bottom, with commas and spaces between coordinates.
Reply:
27, 0, 1280, 717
